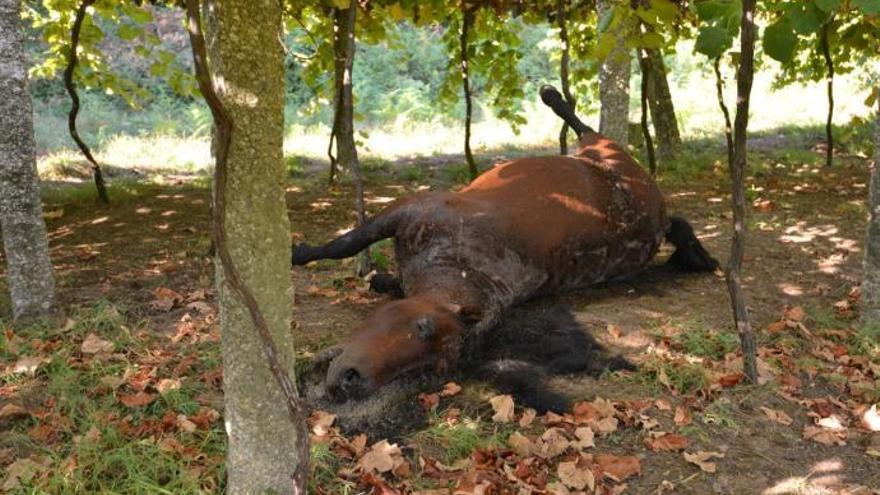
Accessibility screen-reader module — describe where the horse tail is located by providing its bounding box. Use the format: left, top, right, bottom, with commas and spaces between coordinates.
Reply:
665, 216, 720, 272
539, 85, 594, 137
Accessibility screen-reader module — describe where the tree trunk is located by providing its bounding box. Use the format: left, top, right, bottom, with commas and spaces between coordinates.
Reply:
638, 49, 657, 176
197, 1, 308, 492
727, 0, 758, 384
461, 5, 477, 180
821, 20, 834, 168
0, 0, 56, 320
64, 0, 109, 204
643, 48, 681, 160
861, 96, 880, 325
332, 5, 370, 276
597, 0, 630, 147
557, 0, 576, 155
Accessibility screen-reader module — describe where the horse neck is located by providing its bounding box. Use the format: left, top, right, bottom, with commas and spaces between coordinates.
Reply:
405, 268, 501, 333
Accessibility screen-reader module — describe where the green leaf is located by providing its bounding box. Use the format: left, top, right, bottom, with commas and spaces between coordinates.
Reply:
789, 4, 825, 34
117, 24, 141, 41
814, 0, 841, 12
694, 26, 733, 59
853, 0, 880, 14
763, 18, 798, 63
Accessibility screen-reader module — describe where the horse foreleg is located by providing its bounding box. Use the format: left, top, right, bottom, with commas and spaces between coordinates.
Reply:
292, 210, 402, 265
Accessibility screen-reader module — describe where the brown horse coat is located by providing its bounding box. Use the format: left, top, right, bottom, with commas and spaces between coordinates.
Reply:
292, 86, 715, 400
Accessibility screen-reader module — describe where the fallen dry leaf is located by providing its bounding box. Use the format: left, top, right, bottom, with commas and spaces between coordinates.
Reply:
356, 440, 403, 474
12, 355, 49, 376
153, 287, 184, 312
674, 405, 692, 426
418, 393, 440, 411
309, 410, 337, 436
760, 406, 794, 426
81, 333, 114, 354
507, 431, 532, 457
645, 433, 689, 452
862, 404, 880, 432
489, 394, 515, 423
558, 459, 595, 490
803, 425, 846, 446
117, 392, 157, 408
684, 451, 725, 473
440, 382, 462, 397
0, 404, 29, 419
518, 408, 537, 428
535, 427, 569, 459
571, 427, 595, 449
156, 378, 181, 395
595, 454, 641, 482
176, 414, 197, 433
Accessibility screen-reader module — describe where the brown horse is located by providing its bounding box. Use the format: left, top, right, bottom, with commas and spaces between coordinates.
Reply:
293, 86, 717, 401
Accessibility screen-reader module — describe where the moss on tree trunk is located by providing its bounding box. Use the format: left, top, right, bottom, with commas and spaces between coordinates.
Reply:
203, 1, 302, 492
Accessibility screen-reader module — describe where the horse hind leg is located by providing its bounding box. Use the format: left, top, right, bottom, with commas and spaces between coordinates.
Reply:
665, 216, 720, 272
292, 208, 403, 266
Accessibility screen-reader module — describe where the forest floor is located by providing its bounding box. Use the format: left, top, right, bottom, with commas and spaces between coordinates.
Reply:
0, 133, 878, 494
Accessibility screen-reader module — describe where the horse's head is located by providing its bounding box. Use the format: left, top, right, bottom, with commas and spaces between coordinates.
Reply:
322, 296, 476, 401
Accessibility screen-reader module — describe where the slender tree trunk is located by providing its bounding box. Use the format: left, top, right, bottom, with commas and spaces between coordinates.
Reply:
638, 49, 657, 176
331, 5, 370, 276
461, 5, 477, 180
727, 0, 758, 384
64, 0, 109, 204
714, 57, 734, 167
861, 95, 880, 325
557, 0, 576, 155
597, 0, 631, 146
821, 20, 834, 168
191, 1, 308, 492
0, 0, 56, 320
643, 48, 681, 160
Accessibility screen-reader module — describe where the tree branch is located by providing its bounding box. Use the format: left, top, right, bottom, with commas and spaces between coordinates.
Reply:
64, 0, 108, 204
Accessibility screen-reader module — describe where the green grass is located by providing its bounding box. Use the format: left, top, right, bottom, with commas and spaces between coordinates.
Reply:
410, 413, 508, 465
671, 321, 739, 360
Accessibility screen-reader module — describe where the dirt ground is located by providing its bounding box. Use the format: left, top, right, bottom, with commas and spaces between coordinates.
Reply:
4, 139, 879, 494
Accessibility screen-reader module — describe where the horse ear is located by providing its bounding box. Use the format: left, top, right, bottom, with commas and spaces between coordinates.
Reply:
416, 315, 437, 340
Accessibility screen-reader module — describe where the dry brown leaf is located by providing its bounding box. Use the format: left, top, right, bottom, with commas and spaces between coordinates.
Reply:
760, 406, 794, 426
440, 382, 462, 397
785, 306, 805, 322
518, 408, 536, 428
2, 457, 47, 491
596, 454, 641, 482
117, 392, 157, 408
683, 451, 725, 473
81, 333, 114, 354
153, 287, 184, 311
535, 427, 569, 459
156, 378, 181, 395
489, 394, 515, 423
591, 416, 619, 435
558, 460, 595, 490
309, 410, 337, 436
674, 405, 692, 426
176, 414, 197, 433
803, 425, 846, 446
419, 393, 440, 411
645, 433, 689, 452
863, 404, 880, 432
571, 427, 595, 449
507, 431, 532, 457
356, 440, 403, 474
12, 355, 49, 376
0, 404, 29, 419
655, 398, 672, 411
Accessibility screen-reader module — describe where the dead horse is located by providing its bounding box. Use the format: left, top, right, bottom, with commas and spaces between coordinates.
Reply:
292, 85, 718, 401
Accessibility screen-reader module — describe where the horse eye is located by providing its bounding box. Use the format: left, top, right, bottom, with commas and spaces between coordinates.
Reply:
415, 315, 437, 340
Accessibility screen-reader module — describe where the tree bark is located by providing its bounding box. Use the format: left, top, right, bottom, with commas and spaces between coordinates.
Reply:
64, 0, 109, 204
194, 1, 308, 492
0, 0, 56, 320
597, 0, 631, 147
643, 48, 681, 160
557, 0, 576, 155
461, 4, 477, 180
821, 20, 834, 168
861, 95, 880, 325
727, 0, 758, 384
638, 49, 657, 176
331, 5, 370, 276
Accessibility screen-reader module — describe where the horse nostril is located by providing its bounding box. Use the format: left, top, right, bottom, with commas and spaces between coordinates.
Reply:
341, 368, 362, 389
